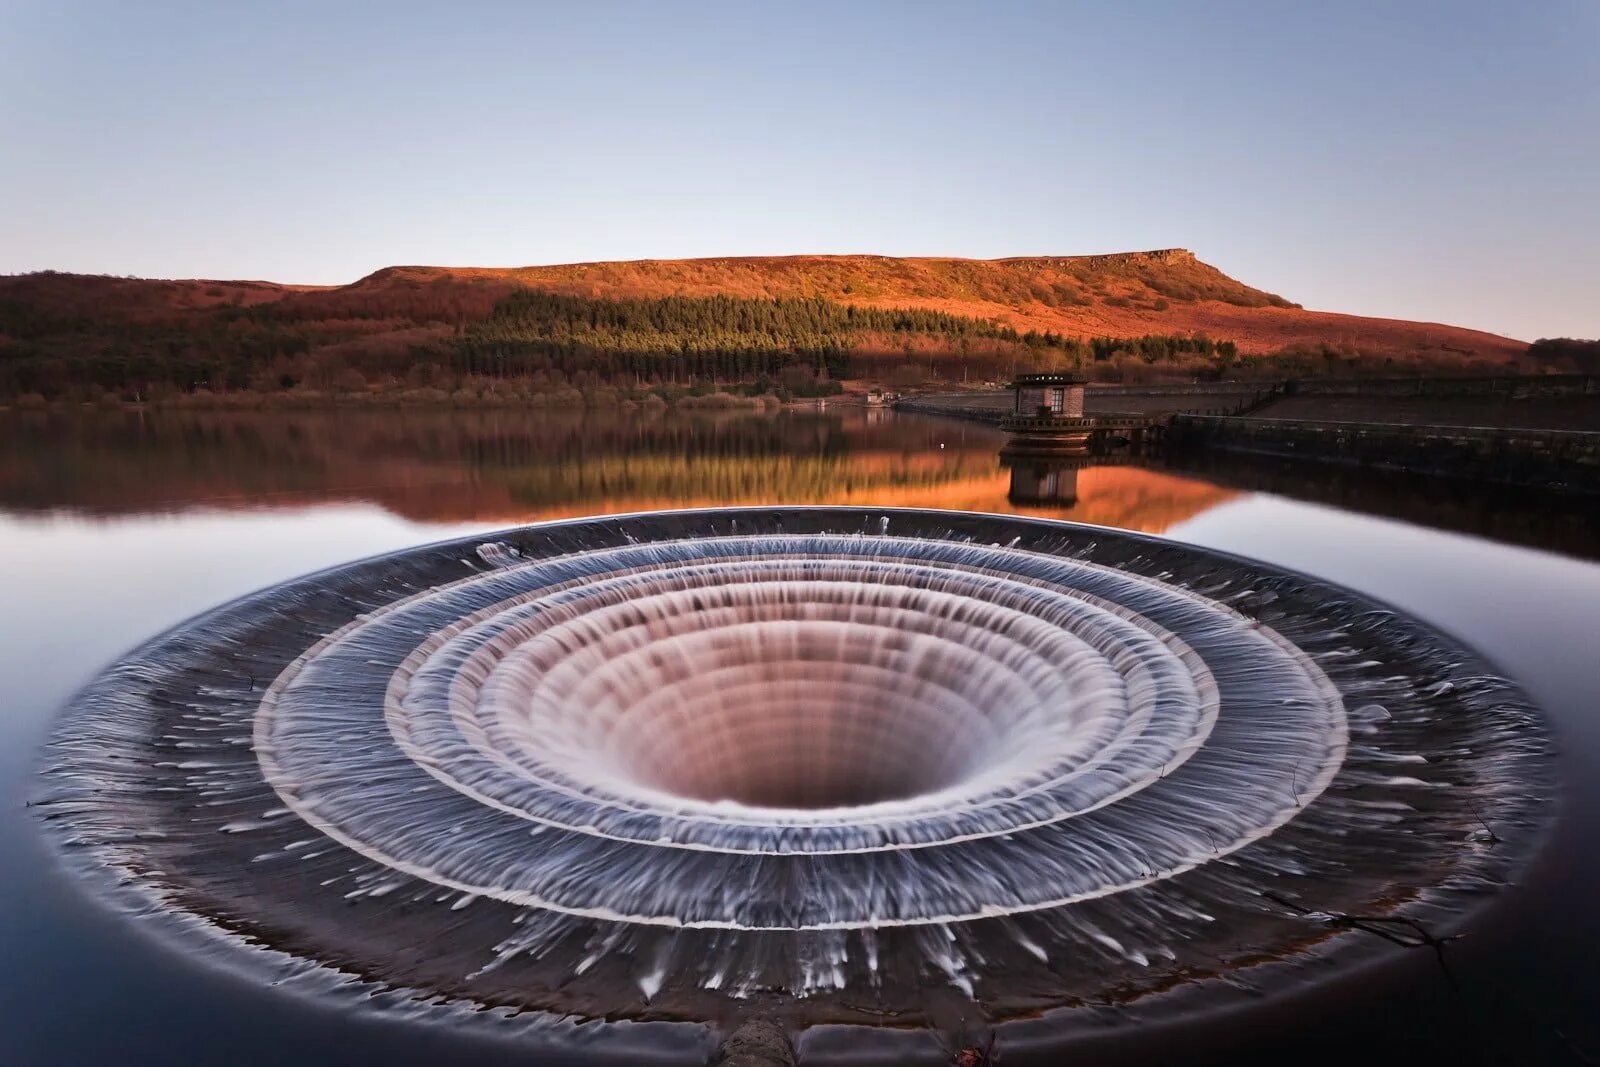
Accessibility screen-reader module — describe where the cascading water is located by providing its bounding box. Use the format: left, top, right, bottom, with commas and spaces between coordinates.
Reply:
37, 508, 1554, 1062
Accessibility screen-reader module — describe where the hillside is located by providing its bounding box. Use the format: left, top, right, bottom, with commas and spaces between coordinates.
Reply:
0, 251, 1541, 401
305, 249, 1532, 362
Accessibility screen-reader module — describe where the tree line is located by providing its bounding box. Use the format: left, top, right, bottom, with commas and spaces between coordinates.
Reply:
2, 281, 1258, 399
1528, 338, 1600, 374
454, 291, 1034, 384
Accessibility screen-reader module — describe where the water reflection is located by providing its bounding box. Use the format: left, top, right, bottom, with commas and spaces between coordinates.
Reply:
5, 407, 1598, 563
1006, 457, 1085, 507
1162, 448, 1600, 563
4, 406, 1600, 1066
0, 408, 1236, 534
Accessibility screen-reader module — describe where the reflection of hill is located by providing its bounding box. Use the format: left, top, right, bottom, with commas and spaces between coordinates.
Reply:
825, 466, 1239, 534
0, 409, 1234, 535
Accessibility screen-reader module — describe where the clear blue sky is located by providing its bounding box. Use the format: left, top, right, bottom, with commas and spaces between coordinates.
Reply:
2, 1, 1595, 340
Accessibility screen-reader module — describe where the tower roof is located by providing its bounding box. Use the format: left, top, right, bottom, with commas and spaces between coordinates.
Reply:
1009, 373, 1087, 388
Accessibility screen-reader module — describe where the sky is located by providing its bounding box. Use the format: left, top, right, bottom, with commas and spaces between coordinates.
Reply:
1, 1, 1596, 341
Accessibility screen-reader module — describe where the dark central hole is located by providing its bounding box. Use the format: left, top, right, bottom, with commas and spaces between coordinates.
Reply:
615, 693, 977, 809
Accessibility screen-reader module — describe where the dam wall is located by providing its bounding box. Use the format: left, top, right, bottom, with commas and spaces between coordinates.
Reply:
896, 384, 1278, 424
1168, 414, 1600, 494
894, 393, 1009, 424
1284, 374, 1597, 399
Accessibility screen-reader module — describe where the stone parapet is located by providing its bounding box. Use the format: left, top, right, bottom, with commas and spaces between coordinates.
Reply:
1168, 415, 1600, 493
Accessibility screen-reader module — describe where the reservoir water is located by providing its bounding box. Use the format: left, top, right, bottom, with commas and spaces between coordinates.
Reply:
2, 406, 1597, 1066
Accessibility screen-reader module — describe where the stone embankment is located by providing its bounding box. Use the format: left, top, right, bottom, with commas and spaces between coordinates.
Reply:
1286, 374, 1597, 400
897, 376, 1600, 493
894, 393, 1009, 424
1166, 415, 1600, 494
896, 383, 1277, 424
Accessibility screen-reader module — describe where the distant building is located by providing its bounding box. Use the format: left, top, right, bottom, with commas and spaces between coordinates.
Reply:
1001, 373, 1092, 456
1010, 372, 1086, 417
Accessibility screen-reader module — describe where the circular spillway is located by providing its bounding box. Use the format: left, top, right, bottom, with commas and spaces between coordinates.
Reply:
38, 508, 1555, 1060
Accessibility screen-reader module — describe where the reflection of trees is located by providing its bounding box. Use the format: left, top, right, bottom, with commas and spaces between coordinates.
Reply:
0, 409, 1243, 536
10, 405, 1589, 556
498, 452, 984, 510
0, 409, 990, 518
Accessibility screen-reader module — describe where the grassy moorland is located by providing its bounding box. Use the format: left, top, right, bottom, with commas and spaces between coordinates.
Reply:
0, 250, 1568, 406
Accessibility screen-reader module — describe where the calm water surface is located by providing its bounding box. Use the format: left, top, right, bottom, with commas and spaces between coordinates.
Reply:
2, 407, 1597, 1066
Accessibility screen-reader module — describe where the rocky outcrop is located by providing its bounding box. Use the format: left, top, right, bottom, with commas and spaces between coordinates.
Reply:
712, 1016, 796, 1067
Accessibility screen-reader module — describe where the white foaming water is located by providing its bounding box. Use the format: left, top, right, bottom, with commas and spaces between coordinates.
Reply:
253, 536, 1343, 928
41, 510, 1553, 1052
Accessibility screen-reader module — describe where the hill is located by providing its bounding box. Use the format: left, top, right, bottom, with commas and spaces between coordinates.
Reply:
0, 251, 1543, 402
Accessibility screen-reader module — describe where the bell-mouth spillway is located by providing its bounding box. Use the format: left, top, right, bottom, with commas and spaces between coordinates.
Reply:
37, 507, 1556, 1061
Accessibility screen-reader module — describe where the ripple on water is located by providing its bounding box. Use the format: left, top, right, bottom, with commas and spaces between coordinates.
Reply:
38, 508, 1555, 1059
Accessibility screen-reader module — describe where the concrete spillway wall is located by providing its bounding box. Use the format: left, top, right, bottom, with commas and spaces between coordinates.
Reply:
894, 394, 1009, 425
895, 385, 1276, 425
1285, 374, 1598, 399
1168, 415, 1600, 494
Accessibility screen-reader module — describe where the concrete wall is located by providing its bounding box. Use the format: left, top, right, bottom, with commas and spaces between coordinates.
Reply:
1086, 383, 1267, 397
897, 385, 1266, 424
894, 393, 1009, 424
1287, 374, 1597, 399
1169, 414, 1600, 494
1244, 393, 1600, 432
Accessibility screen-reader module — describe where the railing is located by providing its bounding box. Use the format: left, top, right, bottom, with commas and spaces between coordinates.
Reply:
1000, 413, 1168, 436
999, 415, 1096, 432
